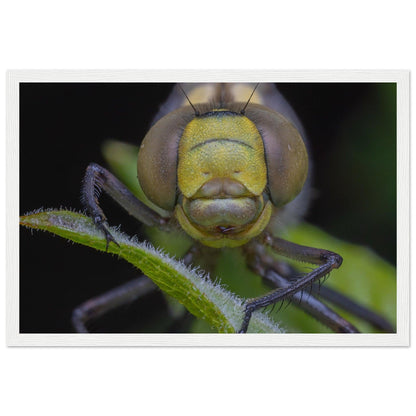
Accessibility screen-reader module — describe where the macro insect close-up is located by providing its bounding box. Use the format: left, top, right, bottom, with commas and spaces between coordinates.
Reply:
19, 81, 396, 334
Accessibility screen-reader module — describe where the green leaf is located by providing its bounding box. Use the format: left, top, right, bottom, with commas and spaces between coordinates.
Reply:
20, 210, 283, 334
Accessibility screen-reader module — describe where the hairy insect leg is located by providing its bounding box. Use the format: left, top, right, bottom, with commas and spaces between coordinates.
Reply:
72, 276, 156, 333
72, 245, 198, 333
82, 163, 170, 248
239, 233, 343, 333
254, 244, 394, 332
266, 269, 359, 332
244, 242, 359, 333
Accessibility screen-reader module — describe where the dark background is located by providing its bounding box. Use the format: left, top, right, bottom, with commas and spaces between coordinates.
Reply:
19, 82, 396, 333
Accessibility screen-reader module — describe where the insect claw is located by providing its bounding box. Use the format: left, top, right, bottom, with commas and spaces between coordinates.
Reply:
96, 221, 119, 251
104, 230, 120, 251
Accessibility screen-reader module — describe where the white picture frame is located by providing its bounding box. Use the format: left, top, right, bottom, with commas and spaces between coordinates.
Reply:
7, 69, 409, 346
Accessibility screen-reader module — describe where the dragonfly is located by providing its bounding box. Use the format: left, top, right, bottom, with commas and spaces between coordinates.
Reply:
63, 82, 395, 334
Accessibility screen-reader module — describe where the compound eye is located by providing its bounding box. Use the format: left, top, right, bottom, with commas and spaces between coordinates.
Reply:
244, 104, 308, 207
137, 106, 196, 211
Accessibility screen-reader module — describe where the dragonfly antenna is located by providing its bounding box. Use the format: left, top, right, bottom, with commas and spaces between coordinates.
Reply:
178, 84, 200, 116
240, 83, 259, 114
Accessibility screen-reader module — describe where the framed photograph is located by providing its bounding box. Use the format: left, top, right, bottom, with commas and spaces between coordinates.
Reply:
8, 70, 409, 346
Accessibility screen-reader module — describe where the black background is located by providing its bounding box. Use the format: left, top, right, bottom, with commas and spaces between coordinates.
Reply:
19, 83, 396, 333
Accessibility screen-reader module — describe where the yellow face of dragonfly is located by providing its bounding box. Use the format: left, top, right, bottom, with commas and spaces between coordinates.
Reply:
137, 85, 308, 248
175, 110, 272, 248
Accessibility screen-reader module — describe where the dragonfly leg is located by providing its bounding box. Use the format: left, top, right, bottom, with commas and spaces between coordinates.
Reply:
247, 241, 394, 332
82, 163, 170, 249
72, 245, 198, 333
244, 241, 359, 333
72, 276, 156, 333
239, 233, 343, 333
